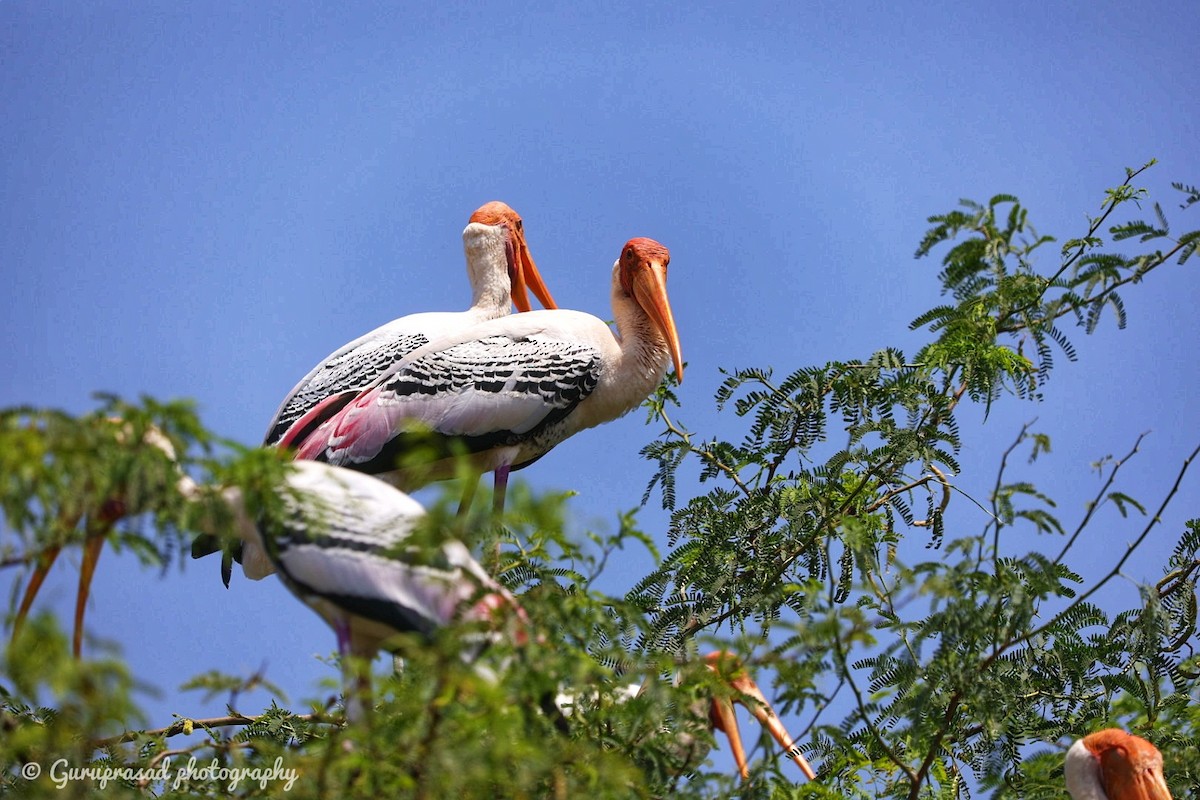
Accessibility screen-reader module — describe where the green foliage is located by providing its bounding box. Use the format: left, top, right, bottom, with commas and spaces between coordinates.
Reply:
2, 165, 1199, 798
635, 166, 1200, 797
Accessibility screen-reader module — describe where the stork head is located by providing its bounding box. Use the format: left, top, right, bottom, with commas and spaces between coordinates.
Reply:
468, 201, 556, 313
704, 651, 815, 781
466, 588, 534, 648
617, 237, 684, 382
1065, 728, 1172, 800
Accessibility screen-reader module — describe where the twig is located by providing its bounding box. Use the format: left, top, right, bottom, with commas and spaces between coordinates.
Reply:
986, 441, 1200, 670
831, 619, 918, 786
94, 712, 331, 748
1051, 433, 1148, 567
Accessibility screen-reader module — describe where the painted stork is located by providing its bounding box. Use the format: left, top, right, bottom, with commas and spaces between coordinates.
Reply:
266, 201, 556, 450
289, 237, 683, 515
11, 419, 179, 658
554, 652, 815, 781
194, 460, 526, 721
704, 651, 816, 781
193, 201, 557, 580
1065, 728, 1173, 800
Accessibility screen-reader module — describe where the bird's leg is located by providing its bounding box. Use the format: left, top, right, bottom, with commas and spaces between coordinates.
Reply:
456, 474, 480, 518
487, 464, 512, 569
491, 464, 510, 517
336, 618, 373, 726
72, 527, 107, 658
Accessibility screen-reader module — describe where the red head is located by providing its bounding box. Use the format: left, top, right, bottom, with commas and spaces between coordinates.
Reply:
468, 201, 556, 313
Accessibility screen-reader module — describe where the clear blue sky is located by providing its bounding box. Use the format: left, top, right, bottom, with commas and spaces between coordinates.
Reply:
2, 0, 1198, 781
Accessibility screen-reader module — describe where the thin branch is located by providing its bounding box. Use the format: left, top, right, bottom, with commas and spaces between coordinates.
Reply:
1051, 433, 1148, 566
660, 408, 755, 499
93, 711, 332, 748
1043, 162, 1156, 291
831, 617, 918, 787
985, 441, 1200, 670
909, 691, 963, 800
987, 421, 1036, 564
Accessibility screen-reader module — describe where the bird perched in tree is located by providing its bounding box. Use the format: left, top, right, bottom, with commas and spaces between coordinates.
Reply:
189, 459, 526, 721
290, 237, 683, 516
703, 651, 816, 781
555, 652, 815, 782
1065, 728, 1172, 800
266, 201, 556, 452
194, 201, 557, 581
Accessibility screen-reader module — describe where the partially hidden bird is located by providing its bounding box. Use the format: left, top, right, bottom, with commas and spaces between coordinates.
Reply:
200, 459, 527, 721
554, 651, 815, 782
1065, 728, 1172, 800
193, 201, 557, 581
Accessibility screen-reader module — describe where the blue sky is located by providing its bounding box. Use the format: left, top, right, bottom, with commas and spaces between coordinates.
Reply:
2, 0, 1198, 781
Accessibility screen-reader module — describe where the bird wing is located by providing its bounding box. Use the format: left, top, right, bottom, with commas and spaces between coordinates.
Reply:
266, 463, 484, 636
264, 311, 468, 446
292, 311, 607, 469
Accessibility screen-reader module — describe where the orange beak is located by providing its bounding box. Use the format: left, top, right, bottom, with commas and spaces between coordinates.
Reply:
706, 653, 815, 781
630, 259, 684, 382
509, 227, 556, 313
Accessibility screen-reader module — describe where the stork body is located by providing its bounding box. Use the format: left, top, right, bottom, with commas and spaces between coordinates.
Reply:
1065, 728, 1172, 800
290, 238, 683, 511
203, 461, 518, 660
194, 202, 555, 581
198, 460, 521, 721
268, 202, 555, 451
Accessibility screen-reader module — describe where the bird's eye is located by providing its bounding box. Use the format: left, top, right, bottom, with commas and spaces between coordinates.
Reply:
516, 219, 523, 231
624, 248, 634, 260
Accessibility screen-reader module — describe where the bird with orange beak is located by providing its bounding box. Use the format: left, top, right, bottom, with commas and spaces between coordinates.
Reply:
289, 237, 684, 515
555, 651, 815, 782
194, 201, 557, 582
704, 651, 817, 781
1065, 728, 1173, 800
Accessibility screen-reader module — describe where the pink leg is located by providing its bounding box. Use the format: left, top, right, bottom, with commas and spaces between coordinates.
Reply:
492, 464, 510, 517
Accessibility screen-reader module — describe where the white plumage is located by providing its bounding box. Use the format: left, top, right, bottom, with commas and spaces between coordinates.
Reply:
199, 460, 518, 660
1064, 729, 1172, 800
268, 201, 556, 450
193, 201, 555, 579
290, 237, 684, 513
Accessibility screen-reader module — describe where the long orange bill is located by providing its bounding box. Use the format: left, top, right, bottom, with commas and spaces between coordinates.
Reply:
13, 545, 63, 642
73, 524, 109, 658
709, 695, 752, 779
508, 232, 531, 312
631, 260, 684, 381
706, 652, 816, 781
509, 229, 556, 313
728, 672, 817, 780
518, 232, 556, 310
13, 508, 85, 643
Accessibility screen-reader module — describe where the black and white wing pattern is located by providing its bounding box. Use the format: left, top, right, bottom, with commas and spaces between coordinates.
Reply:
264, 314, 454, 447
262, 461, 494, 638
292, 312, 607, 472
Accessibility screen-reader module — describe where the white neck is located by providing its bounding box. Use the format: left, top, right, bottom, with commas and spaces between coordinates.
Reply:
609, 261, 672, 389
567, 262, 673, 433
1064, 739, 1107, 800
461, 222, 513, 313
